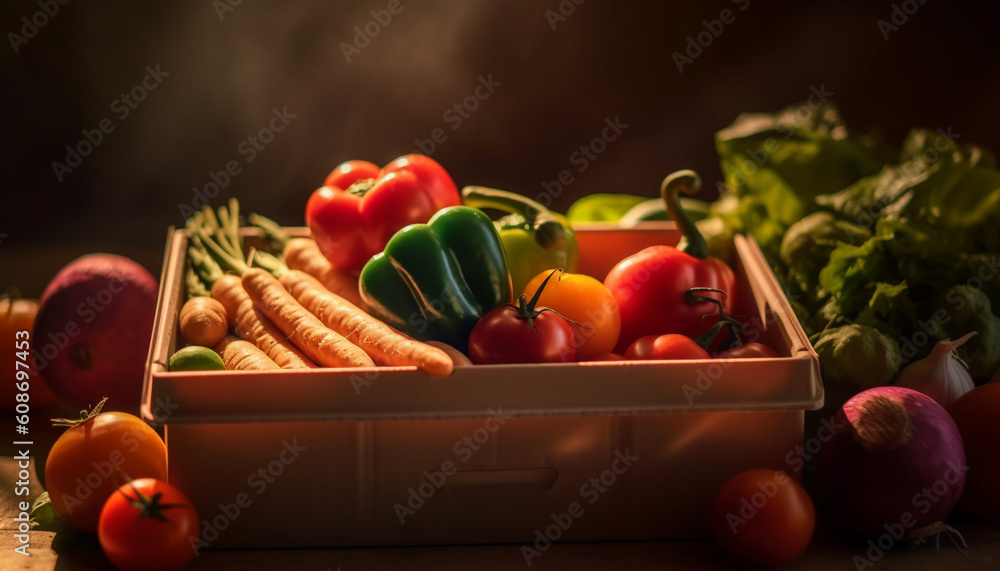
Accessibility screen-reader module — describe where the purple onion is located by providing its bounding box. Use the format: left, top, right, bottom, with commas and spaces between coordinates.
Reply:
815, 386, 967, 536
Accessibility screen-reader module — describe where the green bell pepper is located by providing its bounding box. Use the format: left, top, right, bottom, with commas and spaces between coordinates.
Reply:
566, 193, 648, 222
461, 186, 579, 297
566, 193, 712, 224
359, 206, 512, 352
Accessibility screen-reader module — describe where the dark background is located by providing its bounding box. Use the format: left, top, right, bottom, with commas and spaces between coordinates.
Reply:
3, 0, 999, 295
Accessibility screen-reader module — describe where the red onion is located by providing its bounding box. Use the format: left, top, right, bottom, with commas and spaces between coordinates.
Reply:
815, 386, 967, 536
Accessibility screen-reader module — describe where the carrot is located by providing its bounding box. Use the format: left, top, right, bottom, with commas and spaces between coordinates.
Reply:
424, 341, 473, 368
179, 296, 228, 348
214, 335, 280, 370
211, 274, 317, 369
279, 269, 454, 376
283, 238, 365, 308
241, 268, 375, 368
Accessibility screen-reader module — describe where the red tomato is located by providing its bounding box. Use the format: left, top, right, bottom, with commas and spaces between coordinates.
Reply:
468, 306, 576, 364
715, 342, 779, 359
45, 403, 167, 533
99, 478, 200, 571
306, 154, 460, 271
624, 334, 711, 360
711, 469, 815, 567
949, 383, 1000, 521
1, 297, 58, 411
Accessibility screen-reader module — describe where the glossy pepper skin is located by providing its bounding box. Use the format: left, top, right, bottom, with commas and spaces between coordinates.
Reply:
305, 154, 461, 271
461, 186, 579, 297
359, 206, 512, 352
604, 170, 737, 353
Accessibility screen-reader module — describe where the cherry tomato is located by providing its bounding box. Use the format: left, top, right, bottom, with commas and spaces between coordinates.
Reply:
624, 334, 711, 360
468, 307, 576, 365
45, 402, 167, 533
2, 296, 58, 411
522, 269, 621, 359
711, 469, 815, 567
715, 342, 779, 359
99, 478, 200, 571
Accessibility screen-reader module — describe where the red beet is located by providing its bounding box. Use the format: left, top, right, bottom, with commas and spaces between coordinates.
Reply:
33, 254, 158, 414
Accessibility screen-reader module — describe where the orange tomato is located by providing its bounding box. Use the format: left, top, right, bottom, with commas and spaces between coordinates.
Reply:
522, 269, 621, 359
45, 406, 167, 533
1, 297, 58, 411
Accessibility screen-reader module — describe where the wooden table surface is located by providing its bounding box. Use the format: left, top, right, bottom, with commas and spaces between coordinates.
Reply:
2, 403, 999, 571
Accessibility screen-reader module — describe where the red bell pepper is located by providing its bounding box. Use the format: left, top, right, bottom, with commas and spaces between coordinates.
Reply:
305, 154, 461, 271
603, 170, 737, 353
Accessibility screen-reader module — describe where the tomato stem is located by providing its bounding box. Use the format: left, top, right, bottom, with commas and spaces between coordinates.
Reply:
2, 287, 24, 317
119, 480, 187, 523
510, 269, 587, 331
692, 320, 729, 350
661, 170, 708, 259
51, 396, 108, 428
524, 269, 558, 313
513, 269, 560, 328
684, 287, 744, 350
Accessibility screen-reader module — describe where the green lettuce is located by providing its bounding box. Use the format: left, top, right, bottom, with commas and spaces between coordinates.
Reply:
714, 102, 890, 259
713, 105, 1000, 385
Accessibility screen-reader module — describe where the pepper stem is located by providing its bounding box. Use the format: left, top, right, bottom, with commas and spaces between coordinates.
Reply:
461, 186, 567, 251
661, 170, 707, 259
345, 178, 377, 197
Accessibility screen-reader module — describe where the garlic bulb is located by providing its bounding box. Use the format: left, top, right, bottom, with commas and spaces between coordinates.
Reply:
895, 332, 977, 408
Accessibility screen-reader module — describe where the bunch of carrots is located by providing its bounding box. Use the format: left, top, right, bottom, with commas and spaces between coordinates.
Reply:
179, 199, 461, 376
